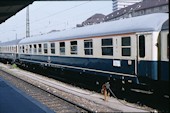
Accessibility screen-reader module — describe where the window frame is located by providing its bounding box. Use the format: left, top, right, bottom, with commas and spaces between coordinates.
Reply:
29, 45, 32, 54
22, 45, 25, 53
33, 44, 37, 54
59, 42, 65, 55
139, 35, 145, 58
50, 42, 55, 54
101, 38, 113, 56
121, 37, 131, 57
70, 41, 77, 55
84, 39, 93, 55
38, 44, 42, 54
43, 43, 48, 54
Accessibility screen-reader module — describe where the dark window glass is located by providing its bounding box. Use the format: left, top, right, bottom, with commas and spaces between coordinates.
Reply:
71, 46, 77, 54
60, 42, 65, 55
122, 48, 131, 56
102, 38, 112, 46
22, 46, 24, 53
51, 49, 55, 54
34, 44, 37, 53
84, 41, 92, 48
122, 37, 130, 46
44, 50, 48, 54
38, 44, 41, 48
60, 42, 65, 47
71, 41, 77, 45
84, 40, 93, 55
85, 49, 93, 55
102, 38, 113, 56
38, 44, 42, 53
29, 45, 32, 53
44, 43, 48, 54
70, 41, 77, 54
51, 43, 55, 54
139, 35, 145, 58
51, 43, 55, 48
102, 47, 113, 55
60, 48, 65, 54
121, 37, 131, 56
44, 43, 47, 48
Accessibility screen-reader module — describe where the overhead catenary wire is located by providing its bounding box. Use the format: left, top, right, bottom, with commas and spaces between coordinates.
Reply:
0, 1, 91, 33
0, 1, 112, 41
27, 4, 111, 37
30, 1, 91, 24
17, 3, 111, 38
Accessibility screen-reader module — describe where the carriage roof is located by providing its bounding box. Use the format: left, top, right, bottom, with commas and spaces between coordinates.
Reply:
161, 19, 169, 30
0, 39, 22, 46
19, 13, 168, 44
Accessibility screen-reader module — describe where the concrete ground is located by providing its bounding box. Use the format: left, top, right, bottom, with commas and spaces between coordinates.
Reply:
0, 76, 54, 113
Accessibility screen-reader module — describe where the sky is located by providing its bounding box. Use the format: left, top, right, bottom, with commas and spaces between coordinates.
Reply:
0, 1, 112, 42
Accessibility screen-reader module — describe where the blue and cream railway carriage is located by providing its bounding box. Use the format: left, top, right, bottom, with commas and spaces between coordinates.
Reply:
0, 13, 169, 87
0, 39, 21, 63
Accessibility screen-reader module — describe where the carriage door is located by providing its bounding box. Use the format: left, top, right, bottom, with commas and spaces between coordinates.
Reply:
137, 34, 152, 78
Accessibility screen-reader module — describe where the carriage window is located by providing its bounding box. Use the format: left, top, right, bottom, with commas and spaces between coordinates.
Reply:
29, 45, 32, 54
44, 43, 48, 54
25, 45, 28, 53
102, 38, 113, 56
121, 37, 131, 56
15, 46, 17, 52
84, 39, 93, 55
22, 45, 25, 53
51, 43, 55, 54
60, 42, 65, 55
38, 44, 42, 54
10, 46, 11, 52
33, 45, 36, 53
19, 46, 22, 53
70, 41, 77, 55
139, 35, 145, 58
11, 47, 13, 52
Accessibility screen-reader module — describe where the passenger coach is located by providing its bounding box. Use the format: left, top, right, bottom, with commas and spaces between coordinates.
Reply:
0, 39, 21, 63
1, 13, 168, 86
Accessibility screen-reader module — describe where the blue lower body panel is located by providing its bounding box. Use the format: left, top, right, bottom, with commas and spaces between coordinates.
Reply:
138, 60, 169, 81
20, 54, 135, 75
138, 61, 157, 80
20, 54, 138, 83
159, 61, 169, 81
0, 77, 54, 113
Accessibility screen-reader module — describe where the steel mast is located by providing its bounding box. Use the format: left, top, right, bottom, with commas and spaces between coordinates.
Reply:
26, 6, 30, 38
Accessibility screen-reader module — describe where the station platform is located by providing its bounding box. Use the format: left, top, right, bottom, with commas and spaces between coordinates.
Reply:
0, 63, 152, 112
0, 77, 54, 113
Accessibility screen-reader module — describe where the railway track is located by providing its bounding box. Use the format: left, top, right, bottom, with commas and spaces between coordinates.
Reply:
0, 66, 120, 112
2, 64, 168, 112
0, 69, 93, 113
22, 65, 169, 112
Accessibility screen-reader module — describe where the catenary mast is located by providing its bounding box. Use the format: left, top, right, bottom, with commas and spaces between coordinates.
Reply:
26, 6, 30, 38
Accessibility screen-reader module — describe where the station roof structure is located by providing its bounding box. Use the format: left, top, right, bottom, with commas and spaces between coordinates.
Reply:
0, 1, 34, 24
